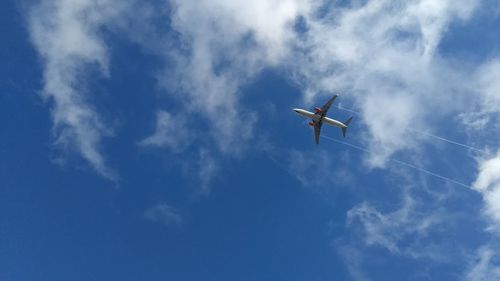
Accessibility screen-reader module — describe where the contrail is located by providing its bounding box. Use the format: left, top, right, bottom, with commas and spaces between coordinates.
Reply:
407, 129, 486, 154
336, 104, 360, 116
335, 105, 486, 154
321, 135, 472, 189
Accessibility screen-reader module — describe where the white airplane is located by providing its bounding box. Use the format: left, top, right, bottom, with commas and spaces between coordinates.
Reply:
293, 94, 353, 144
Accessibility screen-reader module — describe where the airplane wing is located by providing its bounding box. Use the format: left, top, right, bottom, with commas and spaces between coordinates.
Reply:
314, 121, 322, 144
319, 94, 338, 117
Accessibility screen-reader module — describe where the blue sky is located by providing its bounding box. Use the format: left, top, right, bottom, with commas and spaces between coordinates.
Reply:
3, 0, 500, 280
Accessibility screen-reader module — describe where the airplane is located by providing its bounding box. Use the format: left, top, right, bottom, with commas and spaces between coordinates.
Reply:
293, 94, 353, 144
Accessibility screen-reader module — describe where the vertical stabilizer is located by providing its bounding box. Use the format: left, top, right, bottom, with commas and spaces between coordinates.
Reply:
341, 117, 353, 138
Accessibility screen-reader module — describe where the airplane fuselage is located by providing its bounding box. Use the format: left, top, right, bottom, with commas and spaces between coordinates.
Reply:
293, 108, 346, 128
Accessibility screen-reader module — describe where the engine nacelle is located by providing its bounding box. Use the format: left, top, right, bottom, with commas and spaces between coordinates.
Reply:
314, 107, 322, 113
308, 122, 315, 127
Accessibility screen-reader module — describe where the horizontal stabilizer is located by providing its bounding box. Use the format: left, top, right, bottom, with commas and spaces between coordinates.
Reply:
344, 117, 353, 126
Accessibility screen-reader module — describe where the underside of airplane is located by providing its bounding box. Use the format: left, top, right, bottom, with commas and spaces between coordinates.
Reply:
293, 94, 353, 144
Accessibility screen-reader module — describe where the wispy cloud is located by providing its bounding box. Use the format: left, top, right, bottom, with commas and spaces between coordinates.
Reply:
28, 0, 131, 180
346, 192, 447, 260
143, 203, 183, 226
196, 149, 218, 194
139, 110, 194, 152
337, 245, 371, 281
180, 149, 219, 196
464, 247, 500, 281
340, 180, 480, 280
475, 59, 500, 118
460, 59, 500, 132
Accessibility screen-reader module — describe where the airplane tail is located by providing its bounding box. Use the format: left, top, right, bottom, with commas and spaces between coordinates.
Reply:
341, 117, 353, 138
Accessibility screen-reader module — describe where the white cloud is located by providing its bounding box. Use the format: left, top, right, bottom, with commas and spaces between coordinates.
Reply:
472, 152, 500, 232
28, 0, 133, 180
476, 59, 500, 116
144, 203, 183, 226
